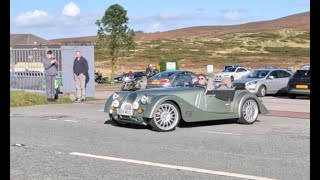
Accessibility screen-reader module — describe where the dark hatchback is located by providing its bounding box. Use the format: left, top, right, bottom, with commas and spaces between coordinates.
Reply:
287, 68, 310, 99
146, 70, 196, 89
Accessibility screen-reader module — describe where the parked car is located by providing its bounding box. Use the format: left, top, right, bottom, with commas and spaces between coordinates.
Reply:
105, 82, 269, 131
114, 74, 127, 83
214, 67, 251, 82
223, 65, 241, 71
287, 67, 310, 99
232, 68, 293, 97
146, 70, 196, 89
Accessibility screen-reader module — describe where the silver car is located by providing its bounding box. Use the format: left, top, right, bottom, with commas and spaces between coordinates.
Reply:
232, 69, 293, 97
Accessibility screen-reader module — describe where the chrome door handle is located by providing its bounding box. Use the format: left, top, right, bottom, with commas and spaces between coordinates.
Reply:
225, 103, 230, 106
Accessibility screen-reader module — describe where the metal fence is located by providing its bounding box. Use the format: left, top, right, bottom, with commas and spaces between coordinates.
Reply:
10, 48, 62, 91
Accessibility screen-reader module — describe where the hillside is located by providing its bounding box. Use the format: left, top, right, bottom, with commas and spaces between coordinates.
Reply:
50, 12, 310, 77
50, 11, 309, 43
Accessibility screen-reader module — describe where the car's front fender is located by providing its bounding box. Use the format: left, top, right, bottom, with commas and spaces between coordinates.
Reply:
143, 95, 194, 119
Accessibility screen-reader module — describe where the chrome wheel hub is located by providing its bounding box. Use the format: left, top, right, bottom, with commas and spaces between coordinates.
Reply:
242, 100, 258, 123
154, 104, 179, 130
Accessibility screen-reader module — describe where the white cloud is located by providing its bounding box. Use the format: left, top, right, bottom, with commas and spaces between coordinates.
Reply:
62, 2, 80, 17
14, 10, 49, 27
220, 9, 249, 21
149, 22, 162, 32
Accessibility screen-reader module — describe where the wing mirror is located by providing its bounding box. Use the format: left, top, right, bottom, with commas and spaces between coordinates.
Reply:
268, 75, 275, 80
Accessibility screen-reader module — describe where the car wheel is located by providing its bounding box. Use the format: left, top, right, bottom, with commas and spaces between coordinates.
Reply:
109, 114, 129, 126
288, 94, 296, 99
149, 101, 180, 132
230, 76, 234, 82
237, 98, 259, 124
257, 85, 266, 97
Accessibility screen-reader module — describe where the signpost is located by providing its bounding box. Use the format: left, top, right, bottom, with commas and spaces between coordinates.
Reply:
166, 62, 176, 71
207, 65, 214, 76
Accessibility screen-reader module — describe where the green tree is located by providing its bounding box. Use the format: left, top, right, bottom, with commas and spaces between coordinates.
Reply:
95, 4, 136, 83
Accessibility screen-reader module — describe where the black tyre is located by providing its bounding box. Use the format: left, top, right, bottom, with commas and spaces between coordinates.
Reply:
288, 94, 296, 99
109, 114, 129, 126
149, 101, 180, 132
257, 85, 266, 97
237, 98, 259, 124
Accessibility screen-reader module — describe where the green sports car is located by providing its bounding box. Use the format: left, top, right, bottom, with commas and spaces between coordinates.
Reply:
104, 84, 269, 132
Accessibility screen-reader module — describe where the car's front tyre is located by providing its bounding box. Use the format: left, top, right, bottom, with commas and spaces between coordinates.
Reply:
149, 101, 180, 132
237, 98, 259, 124
257, 85, 266, 97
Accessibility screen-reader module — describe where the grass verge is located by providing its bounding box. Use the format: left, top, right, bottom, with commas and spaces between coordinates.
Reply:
10, 91, 100, 107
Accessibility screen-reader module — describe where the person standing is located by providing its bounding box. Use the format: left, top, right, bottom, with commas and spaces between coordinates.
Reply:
73, 51, 89, 102
42, 50, 58, 102
152, 66, 159, 76
145, 64, 153, 78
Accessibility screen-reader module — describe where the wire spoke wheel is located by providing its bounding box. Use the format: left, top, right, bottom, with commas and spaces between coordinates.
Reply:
241, 99, 259, 123
150, 102, 180, 131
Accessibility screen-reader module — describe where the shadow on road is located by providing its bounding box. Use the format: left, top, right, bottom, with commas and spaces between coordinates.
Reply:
104, 120, 153, 130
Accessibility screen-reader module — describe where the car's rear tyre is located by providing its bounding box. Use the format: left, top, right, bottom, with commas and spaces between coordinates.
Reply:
149, 101, 180, 132
288, 94, 296, 99
237, 98, 259, 124
257, 85, 266, 97
109, 114, 129, 126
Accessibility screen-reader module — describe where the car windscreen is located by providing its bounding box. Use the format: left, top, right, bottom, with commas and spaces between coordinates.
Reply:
246, 70, 270, 78
222, 67, 236, 72
293, 70, 310, 78
152, 71, 176, 78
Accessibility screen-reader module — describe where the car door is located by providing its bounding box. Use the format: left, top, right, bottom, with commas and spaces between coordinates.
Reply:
277, 70, 292, 92
265, 70, 280, 93
204, 89, 234, 113
235, 68, 248, 80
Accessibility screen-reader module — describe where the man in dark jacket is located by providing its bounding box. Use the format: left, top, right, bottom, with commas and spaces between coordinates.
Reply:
42, 50, 58, 101
145, 64, 152, 78
73, 51, 89, 102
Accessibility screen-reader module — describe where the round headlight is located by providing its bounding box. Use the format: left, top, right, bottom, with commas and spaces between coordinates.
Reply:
112, 100, 120, 107
141, 94, 149, 104
133, 102, 139, 109
112, 93, 119, 100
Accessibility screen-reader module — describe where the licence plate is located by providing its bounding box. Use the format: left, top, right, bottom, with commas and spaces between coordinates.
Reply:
117, 109, 133, 116
152, 81, 160, 84
296, 85, 308, 89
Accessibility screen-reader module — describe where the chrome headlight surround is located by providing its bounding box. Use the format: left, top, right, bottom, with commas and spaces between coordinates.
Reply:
246, 81, 258, 89
132, 102, 139, 109
112, 93, 120, 100
140, 94, 149, 104
246, 81, 258, 86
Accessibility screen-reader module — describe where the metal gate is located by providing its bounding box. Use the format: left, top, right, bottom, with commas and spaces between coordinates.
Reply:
10, 48, 62, 91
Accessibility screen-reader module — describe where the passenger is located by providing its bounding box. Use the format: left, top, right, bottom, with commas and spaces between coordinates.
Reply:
218, 77, 233, 89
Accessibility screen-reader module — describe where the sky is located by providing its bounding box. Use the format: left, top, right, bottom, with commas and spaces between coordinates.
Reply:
10, 0, 310, 40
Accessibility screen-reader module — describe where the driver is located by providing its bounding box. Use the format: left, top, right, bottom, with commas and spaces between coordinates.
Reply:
197, 74, 207, 85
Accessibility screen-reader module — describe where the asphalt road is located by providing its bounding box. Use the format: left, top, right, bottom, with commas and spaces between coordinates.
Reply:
10, 99, 310, 180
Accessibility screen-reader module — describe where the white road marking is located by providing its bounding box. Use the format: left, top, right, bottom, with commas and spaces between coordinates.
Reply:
200, 131, 241, 136
64, 120, 78, 123
49, 119, 57, 121
69, 152, 277, 180
97, 109, 104, 112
